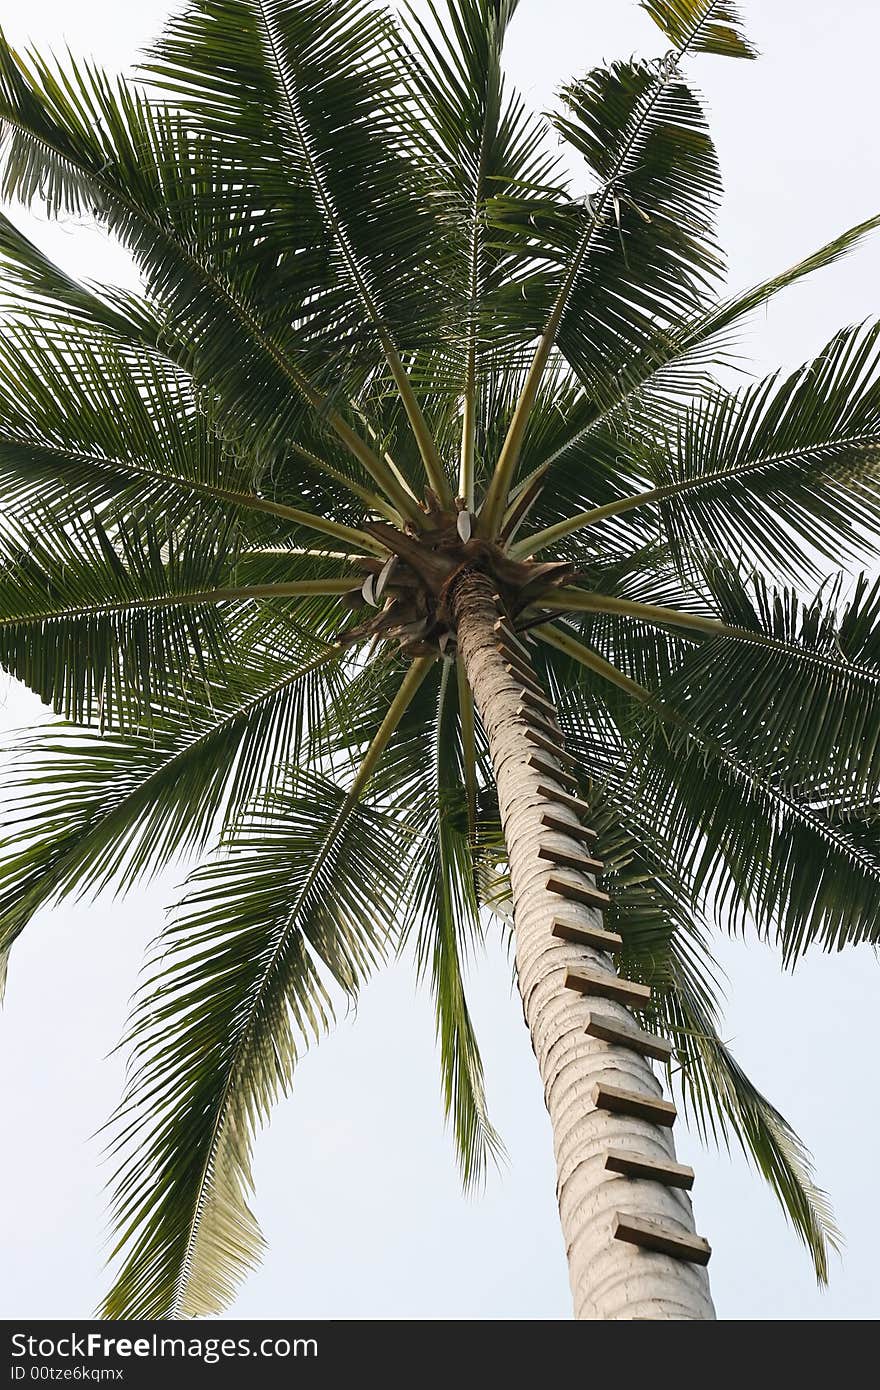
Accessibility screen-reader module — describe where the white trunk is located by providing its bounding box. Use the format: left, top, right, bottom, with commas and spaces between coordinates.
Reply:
453, 570, 715, 1321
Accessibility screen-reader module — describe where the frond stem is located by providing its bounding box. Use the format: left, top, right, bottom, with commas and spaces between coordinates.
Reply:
455, 658, 478, 836
0, 92, 423, 523
166, 651, 433, 1315
512, 432, 880, 557
255, 2, 452, 506
478, 12, 709, 535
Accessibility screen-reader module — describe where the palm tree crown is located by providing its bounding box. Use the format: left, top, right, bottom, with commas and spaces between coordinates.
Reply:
0, 0, 877, 1317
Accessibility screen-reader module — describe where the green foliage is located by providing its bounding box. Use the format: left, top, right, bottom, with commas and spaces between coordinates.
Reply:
0, 0, 876, 1316
147, 0, 445, 349
560, 706, 841, 1277
639, 0, 757, 60
0, 508, 235, 724
0, 637, 345, 952
102, 774, 409, 1317
402, 663, 504, 1188
651, 324, 880, 583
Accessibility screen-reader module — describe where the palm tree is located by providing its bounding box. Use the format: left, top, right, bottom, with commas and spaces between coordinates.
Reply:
0, 0, 878, 1321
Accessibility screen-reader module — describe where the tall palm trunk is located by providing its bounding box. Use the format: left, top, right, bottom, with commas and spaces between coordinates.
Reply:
453, 569, 715, 1321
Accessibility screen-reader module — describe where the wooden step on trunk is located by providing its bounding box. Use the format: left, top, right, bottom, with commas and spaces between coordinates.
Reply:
547, 873, 610, 910
493, 613, 535, 649
605, 1148, 694, 1190
540, 811, 598, 846
505, 664, 545, 698
527, 755, 580, 793
495, 627, 529, 656
539, 844, 604, 875
524, 728, 581, 773
592, 1081, 676, 1127
612, 1213, 711, 1265
583, 1011, 672, 1063
518, 705, 561, 740
498, 644, 531, 674
552, 918, 622, 952
520, 687, 559, 720
536, 783, 592, 817
502, 648, 538, 684
564, 967, 650, 1008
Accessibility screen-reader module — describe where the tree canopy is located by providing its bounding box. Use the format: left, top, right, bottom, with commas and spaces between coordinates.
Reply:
0, 0, 876, 1315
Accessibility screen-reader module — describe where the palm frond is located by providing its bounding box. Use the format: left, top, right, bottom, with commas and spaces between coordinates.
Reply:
539, 621, 880, 962
0, 507, 238, 724
639, 0, 756, 59
0, 320, 258, 530
0, 637, 346, 958
101, 656, 433, 1317
479, 13, 730, 527
512, 215, 880, 553
661, 983, 839, 1283
0, 34, 419, 516
402, 0, 558, 503
102, 774, 409, 1318
147, 0, 452, 496
0, 208, 158, 339
552, 58, 723, 393
148, 0, 444, 352
646, 323, 880, 582
541, 560, 880, 803
405, 662, 503, 1188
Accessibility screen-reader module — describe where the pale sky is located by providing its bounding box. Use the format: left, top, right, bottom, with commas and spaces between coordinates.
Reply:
0, 1, 878, 1321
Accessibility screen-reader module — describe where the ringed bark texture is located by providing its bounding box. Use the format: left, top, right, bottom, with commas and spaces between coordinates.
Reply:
453, 568, 715, 1321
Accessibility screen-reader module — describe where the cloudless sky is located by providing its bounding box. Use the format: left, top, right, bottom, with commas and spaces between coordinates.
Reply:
0, 1, 878, 1321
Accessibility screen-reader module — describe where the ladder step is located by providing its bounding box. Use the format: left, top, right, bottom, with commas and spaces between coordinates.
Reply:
527, 755, 580, 793
592, 1082, 676, 1127
605, 1148, 694, 1190
612, 1213, 710, 1265
502, 655, 542, 691
520, 687, 559, 719
518, 705, 561, 740
539, 844, 604, 875
552, 918, 622, 951
584, 1011, 672, 1063
493, 614, 535, 648
565, 968, 650, 1008
497, 639, 529, 670
547, 874, 610, 910
501, 648, 538, 684
536, 783, 592, 817
595, 1084, 675, 1128
505, 664, 545, 698
540, 811, 598, 845
524, 728, 581, 772
495, 624, 527, 651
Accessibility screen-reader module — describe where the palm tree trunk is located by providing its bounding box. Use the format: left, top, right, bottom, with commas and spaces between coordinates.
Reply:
452, 568, 715, 1321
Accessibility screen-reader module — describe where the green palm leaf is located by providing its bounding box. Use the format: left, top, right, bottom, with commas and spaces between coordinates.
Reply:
0, 508, 236, 724
646, 324, 880, 582
513, 217, 880, 555
0, 36, 419, 515
0, 634, 347, 957
639, 0, 756, 59
403, 0, 558, 503
403, 662, 503, 1188
147, 0, 443, 349
542, 618, 880, 962
1, 0, 877, 1320
102, 775, 409, 1318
